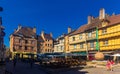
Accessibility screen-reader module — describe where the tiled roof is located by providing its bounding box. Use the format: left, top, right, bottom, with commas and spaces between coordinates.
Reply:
86, 18, 102, 30
69, 14, 120, 36
69, 25, 88, 36
37, 35, 44, 42
44, 33, 53, 40
13, 27, 36, 38
98, 14, 120, 28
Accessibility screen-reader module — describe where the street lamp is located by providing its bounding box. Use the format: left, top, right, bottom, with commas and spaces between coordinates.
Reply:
0, 6, 5, 63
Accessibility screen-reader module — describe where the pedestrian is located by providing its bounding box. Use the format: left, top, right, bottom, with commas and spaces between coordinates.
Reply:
13, 56, 17, 68
110, 60, 114, 71
30, 58, 34, 68
106, 59, 111, 71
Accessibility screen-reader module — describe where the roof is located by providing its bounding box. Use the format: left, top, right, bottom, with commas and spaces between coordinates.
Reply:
12, 27, 36, 38
69, 14, 120, 35
69, 25, 88, 36
44, 33, 53, 40
37, 35, 44, 42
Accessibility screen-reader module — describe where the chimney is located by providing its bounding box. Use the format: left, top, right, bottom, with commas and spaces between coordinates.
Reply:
41, 30, 44, 36
99, 8, 105, 19
88, 15, 92, 24
68, 27, 71, 33
50, 32, 53, 37
33, 27, 36, 33
18, 25, 22, 30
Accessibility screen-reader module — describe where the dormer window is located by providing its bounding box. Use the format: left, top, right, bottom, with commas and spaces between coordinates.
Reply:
72, 37, 75, 41
102, 28, 107, 34
102, 21, 108, 27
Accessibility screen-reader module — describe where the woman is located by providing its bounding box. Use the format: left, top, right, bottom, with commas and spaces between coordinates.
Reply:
106, 59, 111, 71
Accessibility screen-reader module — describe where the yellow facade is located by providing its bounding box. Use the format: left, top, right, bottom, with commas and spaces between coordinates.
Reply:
64, 35, 70, 53
99, 23, 120, 51
69, 33, 86, 52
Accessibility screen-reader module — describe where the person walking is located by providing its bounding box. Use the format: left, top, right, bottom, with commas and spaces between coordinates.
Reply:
110, 60, 115, 71
106, 59, 111, 71
13, 56, 17, 68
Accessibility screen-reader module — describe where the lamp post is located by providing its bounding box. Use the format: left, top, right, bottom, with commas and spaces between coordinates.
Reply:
0, 7, 5, 62
0, 6, 6, 74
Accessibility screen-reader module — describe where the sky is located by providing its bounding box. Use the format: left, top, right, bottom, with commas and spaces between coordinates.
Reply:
0, 0, 120, 47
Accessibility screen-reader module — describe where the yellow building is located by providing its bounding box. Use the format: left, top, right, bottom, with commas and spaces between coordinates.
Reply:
99, 11, 120, 51
69, 25, 87, 53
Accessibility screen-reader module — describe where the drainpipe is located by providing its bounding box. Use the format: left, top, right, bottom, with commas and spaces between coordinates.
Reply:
96, 27, 99, 51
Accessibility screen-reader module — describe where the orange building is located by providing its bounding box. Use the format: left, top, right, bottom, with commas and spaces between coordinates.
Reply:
37, 31, 54, 53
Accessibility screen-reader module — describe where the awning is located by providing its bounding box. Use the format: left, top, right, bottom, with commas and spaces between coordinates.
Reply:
71, 52, 87, 56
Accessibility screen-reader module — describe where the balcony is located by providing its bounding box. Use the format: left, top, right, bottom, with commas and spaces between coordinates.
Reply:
86, 35, 97, 41
70, 48, 86, 52
87, 47, 96, 51
99, 31, 120, 39
100, 44, 120, 51
14, 42, 21, 46
25, 43, 35, 46
69, 40, 85, 45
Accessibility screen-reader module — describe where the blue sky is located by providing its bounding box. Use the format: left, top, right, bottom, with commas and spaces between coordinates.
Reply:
0, 0, 120, 47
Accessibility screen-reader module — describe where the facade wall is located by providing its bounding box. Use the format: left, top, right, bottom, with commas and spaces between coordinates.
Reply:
64, 35, 70, 53
99, 23, 120, 51
42, 40, 53, 53
69, 33, 86, 52
54, 38, 64, 53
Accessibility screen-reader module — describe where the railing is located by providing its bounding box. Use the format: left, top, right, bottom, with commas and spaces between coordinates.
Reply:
99, 31, 120, 39
70, 48, 86, 52
69, 40, 85, 45
100, 44, 120, 50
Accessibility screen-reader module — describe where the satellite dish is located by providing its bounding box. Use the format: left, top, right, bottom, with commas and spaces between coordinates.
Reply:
0, 7, 3, 11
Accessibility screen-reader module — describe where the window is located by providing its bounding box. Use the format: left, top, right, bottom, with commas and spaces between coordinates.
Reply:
90, 42, 94, 48
88, 32, 92, 38
80, 44, 83, 49
60, 46, 63, 50
103, 40, 108, 46
31, 40, 34, 44
31, 47, 34, 50
102, 28, 107, 34
72, 37, 75, 41
25, 40, 28, 44
25, 46, 27, 50
79, 34, 82, 39
74, 44, 77, 49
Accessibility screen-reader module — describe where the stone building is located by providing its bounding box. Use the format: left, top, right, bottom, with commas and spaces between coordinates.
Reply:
10, 25, 37, 59
37, 31, 54, 53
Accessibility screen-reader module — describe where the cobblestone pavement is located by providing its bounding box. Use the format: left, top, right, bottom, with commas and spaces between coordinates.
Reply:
5, 61, 46, 74
5, 61, 120, 74
59, 67, 120, 74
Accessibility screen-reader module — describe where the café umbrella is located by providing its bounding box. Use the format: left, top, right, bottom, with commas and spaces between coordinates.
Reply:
111, 54, 120, 63
111, 54, 120, 56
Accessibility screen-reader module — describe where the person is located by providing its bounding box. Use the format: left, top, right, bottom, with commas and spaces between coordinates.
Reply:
110, 60, 114, 71
106, 59, 111, 71
13, 56, 17, 68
